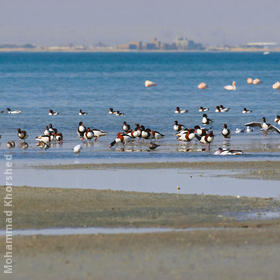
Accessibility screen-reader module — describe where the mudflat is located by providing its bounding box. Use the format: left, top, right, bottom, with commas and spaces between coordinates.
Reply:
2, 227, 280, 280
1, 186, 280, 280
1, 186, 280, 229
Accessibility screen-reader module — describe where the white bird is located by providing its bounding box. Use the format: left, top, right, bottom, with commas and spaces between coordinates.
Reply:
246, 126, 253, 133
145, 80, 157, 88
35, 135, 51, 144
253, 78, 261, 85
198, 82, 208, 89
272, 81, 280, 90
245, 117, 280, 133
235, 128, 244, 134
224, 81, 236, 91
73, 144, 82, 154
247, 78, 253, 84
6, 108, 22, 114
92, 128, 107, 141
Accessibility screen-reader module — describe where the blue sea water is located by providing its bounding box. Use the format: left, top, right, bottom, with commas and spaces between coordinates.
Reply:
0, 52, 280, 163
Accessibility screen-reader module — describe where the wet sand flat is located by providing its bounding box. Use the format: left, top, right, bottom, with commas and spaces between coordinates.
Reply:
1, 186, 280, 230
3, 227, 280, 280
1, 187, 280, 279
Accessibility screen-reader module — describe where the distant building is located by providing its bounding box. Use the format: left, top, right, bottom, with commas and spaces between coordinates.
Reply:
117, 36, 205, 51
242, 42, 278, 49
174, 36, 205, 50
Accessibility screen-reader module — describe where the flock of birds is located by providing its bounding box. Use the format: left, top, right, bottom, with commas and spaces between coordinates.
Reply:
2, 77, 280, 156
3, 102, 280, 156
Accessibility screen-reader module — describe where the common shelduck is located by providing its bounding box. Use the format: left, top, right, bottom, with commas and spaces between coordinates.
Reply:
49, 109, 59, 116
140, 126, 152, 140
245, 117, 280, 133
109, 132, 133, 148
127, 129, 141, 139
215, 105, 229, 112
177, 129, 195, 142
108, 108, 115, 114
35, 135, 51, 144
194, 125, 208, 137
151, 130, 164, 140
198, 82, 208, 89
122, 121, 131, 132
242, 108, 252, 114
196, 131, 214, 148
145, 80, 157, 87
215, 106, 222, 113
54, 132, 63, 143
199, 107, 209, 112
224, 81, 236, 91
214, 147, 243, 156
274, 115, 280, 125
48, 124, 57, 134
92, 128, 107, 141
73, 144, 82, 154
84, 128, 94, 141
6, 108, 22, 114
77, 122, 86, 138
173, 121, 185, 132
114, 110, 124, 116
219, 105, 230, 112
37, 142, 50, 150
20, 142, 29, 149
43, 126, 50, 136
7, 141, 15, 149
221, 124, 231, 138
79, 109, 88, 116
202, 114, 212, 125
174, 107, 188, 114
17, 128, 28, 140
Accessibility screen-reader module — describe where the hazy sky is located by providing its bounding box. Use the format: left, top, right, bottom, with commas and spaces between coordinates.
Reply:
1, 0, 279, 46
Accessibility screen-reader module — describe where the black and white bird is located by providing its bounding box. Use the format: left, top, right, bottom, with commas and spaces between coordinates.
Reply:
202, 114, 212, 125
79, 109, 88, 116
245, 117, 280, 134
49, 109, 59, 116
214, 147, 243, 156
242, 108, 252, 114
221, 124, 231, 138
174, 107, 188, 114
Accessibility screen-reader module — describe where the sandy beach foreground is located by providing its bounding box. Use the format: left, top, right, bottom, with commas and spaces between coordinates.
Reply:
1, 186, 280, 279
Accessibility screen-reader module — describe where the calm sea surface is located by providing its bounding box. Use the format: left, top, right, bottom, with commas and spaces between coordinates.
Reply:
0, 52, 280, 163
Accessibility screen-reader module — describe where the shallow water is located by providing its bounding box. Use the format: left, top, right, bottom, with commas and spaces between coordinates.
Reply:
1, 52, 280, 163
0, 227, 209, 236
4, 166, 280, 198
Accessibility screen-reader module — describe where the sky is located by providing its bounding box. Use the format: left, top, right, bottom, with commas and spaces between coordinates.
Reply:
0, 0, 280, 46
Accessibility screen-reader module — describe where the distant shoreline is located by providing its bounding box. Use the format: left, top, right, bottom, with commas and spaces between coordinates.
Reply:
0, 48, 279, 53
